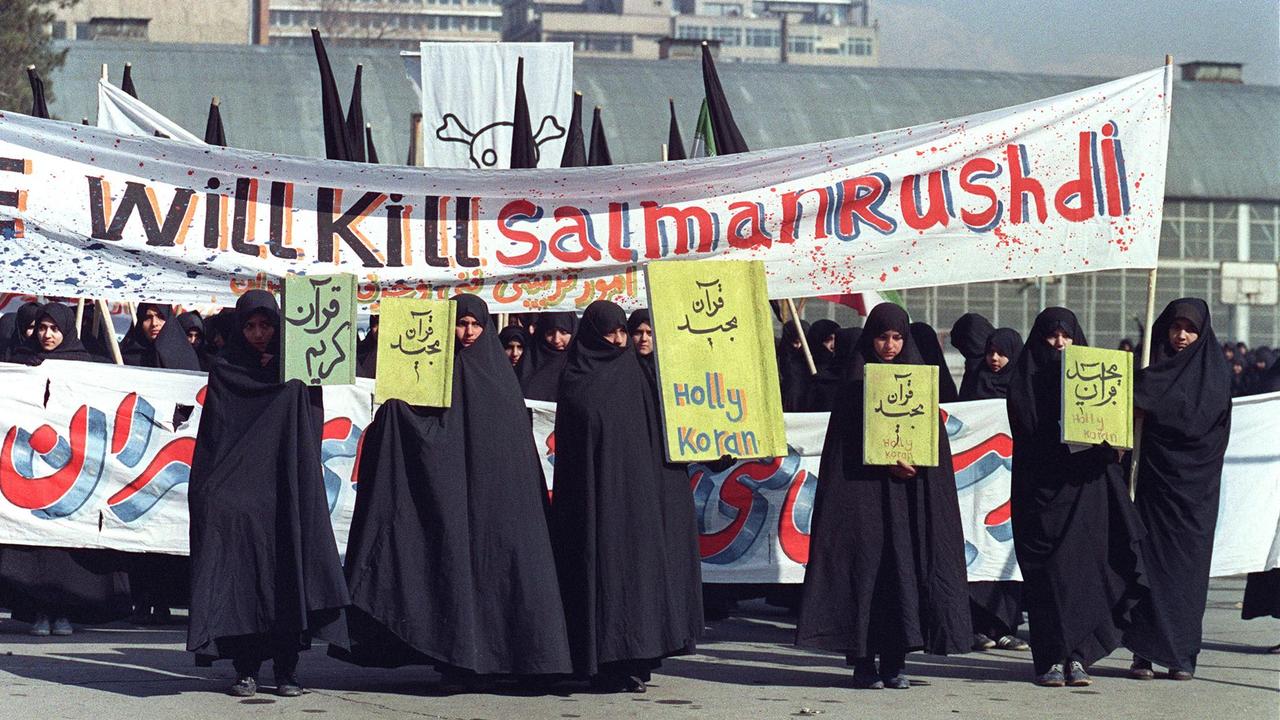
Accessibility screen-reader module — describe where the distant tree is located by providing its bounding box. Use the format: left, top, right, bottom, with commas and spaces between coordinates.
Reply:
0, 0, 78, 114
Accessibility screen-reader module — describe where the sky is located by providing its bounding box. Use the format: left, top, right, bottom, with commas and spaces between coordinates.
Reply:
874, 0, 1280, 85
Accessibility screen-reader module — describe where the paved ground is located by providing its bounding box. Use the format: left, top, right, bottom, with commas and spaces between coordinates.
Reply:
0, 577, 1275, 720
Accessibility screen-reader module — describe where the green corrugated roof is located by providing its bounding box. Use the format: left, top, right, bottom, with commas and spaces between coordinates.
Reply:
45, 40, 1280, 201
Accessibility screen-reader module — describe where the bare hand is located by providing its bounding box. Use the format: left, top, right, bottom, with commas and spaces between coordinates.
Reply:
889, 460, 917, 480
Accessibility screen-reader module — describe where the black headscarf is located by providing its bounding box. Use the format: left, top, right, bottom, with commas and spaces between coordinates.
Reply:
801, 325, 862, 412
805, 319, 840, 372
204, 308, 236, 355
334, 293, 572, 673
627, 308, 657, 386
951, 313, 996, 400
777, 320, 811, 412
356, 315, 379, 379
119, 303, 202, 371
1124, 298, 1232, 671
909, 321, 959, 403
797, 301, 970, 658
549, 300, 702, 676
519, 310, 578, 401
498, 324, 530, 372
5, 301, 42, 360
1004, 307, 1146, 676
959, 328, 1023, 401
9, 303, 99, 365
0, 313, 15, 359
219, 290, 281, 380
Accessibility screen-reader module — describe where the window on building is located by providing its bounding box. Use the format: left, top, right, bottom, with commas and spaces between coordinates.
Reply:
787, 35, 816, 54
711, 26, 742, 45
50, 20, 67, 39
84, 17, 149, 41
745, 28, 779, 47
676, 25, 710, 40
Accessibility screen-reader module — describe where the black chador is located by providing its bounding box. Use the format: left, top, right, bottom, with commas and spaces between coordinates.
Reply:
1124, 299, 1232, 677
797, 303, 970, 689
909, 321, 959, 403
1006, 307, 1146, 685
0, 303, 132, 633
951, 313, 996, 401
333, 294, 572, 676
549, 301, 702, 692
520, 311, 578, 401
119, 303, 202, 370
186, 290, 349, 697
958, 327, 1027, 650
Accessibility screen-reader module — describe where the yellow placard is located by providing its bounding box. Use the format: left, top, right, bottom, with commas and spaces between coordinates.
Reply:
1060, 345, 1133, 449
862, 363, 940, 467
645, 259, 787, 462
374, 297, 456, 407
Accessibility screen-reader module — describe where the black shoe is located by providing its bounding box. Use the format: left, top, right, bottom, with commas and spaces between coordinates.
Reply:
881, 672, 910, 690
1066, 661, 1092, 687
589, 673, 624, 692
852, 673, 884, 689
1035, 664, 1065, 687
623, 675, 647, 693
995, 634, 1030, 651
228, 676, 257, 697
972, 633, 996, 651
274, 675, 304, 697
1168, 669, 1194, 681
1128, 656, 1154, 680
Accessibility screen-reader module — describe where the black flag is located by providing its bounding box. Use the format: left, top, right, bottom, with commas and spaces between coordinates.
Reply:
26, 66, 48, 119
365, 124, 379, 164
559, 91, 586, 168
311, 28, 352, 161
345, 64, 367, 163
700, 42, 748, 155
204, 97, 227, 146
121, 63, 138, 99
666, 98, 687, 161
587, 106, 612, 167
509, 57, 537, 169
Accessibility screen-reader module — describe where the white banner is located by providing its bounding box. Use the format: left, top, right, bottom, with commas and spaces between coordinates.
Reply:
418, 42, 573, 170
6, 359, 1271, 582
96, 79, 202, 144
0, 67, 1169, 311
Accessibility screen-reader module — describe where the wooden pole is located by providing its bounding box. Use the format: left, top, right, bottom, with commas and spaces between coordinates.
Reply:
101, 64, 108, 81
1130, 54, 1173, 500
97, 299, 123, 365
785, 298, 817, 375
74, 297, 85, 332
661, 143, 668, 162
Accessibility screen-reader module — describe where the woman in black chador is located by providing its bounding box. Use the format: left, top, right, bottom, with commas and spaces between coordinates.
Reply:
549, 300, 702, 693
119, 303, 201, 371
1124, 299, 1232, 680
909, 321, 959, 403
797, 303, 970, 690
1006, 307, 1146, 687
333, 294, 572, 679
959, 328, 1029, 652
0, 303, 131, 637
952, 313, 996, 401
186, 290, 349, 698
520, 311, 578, 401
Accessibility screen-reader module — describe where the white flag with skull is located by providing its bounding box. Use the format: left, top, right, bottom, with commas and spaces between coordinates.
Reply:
418, 42, 573, 170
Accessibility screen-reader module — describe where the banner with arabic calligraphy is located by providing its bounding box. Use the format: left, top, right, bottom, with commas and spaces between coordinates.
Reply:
3, 360, 1274, 581
863, 363, 940, 467
647, 259, 786, 462
0, 68, 1169, 310
374, 297, 456, 407
282, 273, 358, 385
1061, 345, 1134, 448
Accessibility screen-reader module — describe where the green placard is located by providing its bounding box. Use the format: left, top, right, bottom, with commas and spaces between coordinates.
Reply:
374, 297, 456, 407
862, 363, 940, 467
645, 259, 787, 463
281, 273, 357, 385
1061, 345, 1133, 449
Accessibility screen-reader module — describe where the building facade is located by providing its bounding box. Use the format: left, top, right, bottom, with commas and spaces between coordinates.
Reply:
505, 0, 878, 65
266, 0, 503, 49
50, 0, 255, 44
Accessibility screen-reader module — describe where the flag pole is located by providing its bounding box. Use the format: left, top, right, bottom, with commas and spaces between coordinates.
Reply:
661, 143, 668, 162
785, 298, 817, 375
98, 299, 123, 365
1130, 53, 1173, 500
74, 297, 85, 331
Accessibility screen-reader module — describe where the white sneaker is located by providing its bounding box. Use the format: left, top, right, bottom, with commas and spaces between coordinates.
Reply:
50, 617, 73, 636
29, 615, 51, 637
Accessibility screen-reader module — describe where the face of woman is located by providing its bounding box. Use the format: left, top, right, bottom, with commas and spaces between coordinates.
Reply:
186, 329, 203, 347
603, 327, 628, 348
632, 322, 654, 356
546, 328, 572, 351
1045, 329, 1074, 351
141, 308, 166, 340
36, 318, 63, 351
986, 349, 1009, 372
242, 312, 275, 354
822, 333, 836, 353
504, 339, 524, 366
455, 315, 483, 348
872, 331, 903, 362
21, 320, 36, 338
1167, 317, 1199, 353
